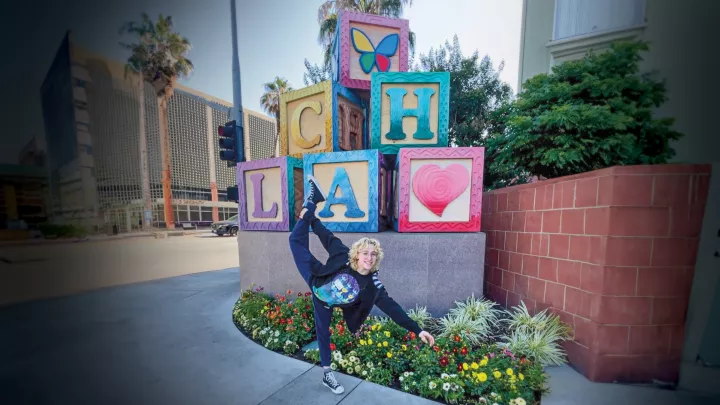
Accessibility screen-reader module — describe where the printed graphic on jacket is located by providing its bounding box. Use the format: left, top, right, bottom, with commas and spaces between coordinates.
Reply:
313, 272, 361, 306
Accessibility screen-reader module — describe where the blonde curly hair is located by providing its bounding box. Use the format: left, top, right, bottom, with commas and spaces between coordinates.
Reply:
348, 237, 384, 273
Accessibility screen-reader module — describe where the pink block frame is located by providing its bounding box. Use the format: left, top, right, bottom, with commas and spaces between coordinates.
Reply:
396, 147, 485, 233
336, 10, 410, 90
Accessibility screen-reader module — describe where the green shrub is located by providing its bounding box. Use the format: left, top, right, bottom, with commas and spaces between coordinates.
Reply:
500, 302, 573, 367
486, 40, 683, 188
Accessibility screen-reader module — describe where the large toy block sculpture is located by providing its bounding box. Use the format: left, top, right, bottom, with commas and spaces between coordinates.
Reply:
393, 147, 484, 233
332, 10, 410, 91
237, 156, 304, 231
303, 150, 386, 232
279, 81, 367, 158
370, 72, 450, 154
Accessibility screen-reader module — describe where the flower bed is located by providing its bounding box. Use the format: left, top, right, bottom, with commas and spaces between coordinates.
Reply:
233, 286, 573, 405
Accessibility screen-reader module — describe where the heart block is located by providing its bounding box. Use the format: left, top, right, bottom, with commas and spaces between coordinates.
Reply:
392, 147, 484, 233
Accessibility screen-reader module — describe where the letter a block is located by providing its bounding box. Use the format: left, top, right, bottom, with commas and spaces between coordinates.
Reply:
303, 150, 384, 232
332, 10, 410, 91
393, 147, 484, 232
279, 81, 367, 159
370, 72, 450, 154
237, 156, 304, 231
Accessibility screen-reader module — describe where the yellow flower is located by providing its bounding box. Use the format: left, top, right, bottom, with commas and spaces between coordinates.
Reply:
478, 372, 488, 382
376, 324, 382, 330
377, 343, 382, 348
371, 325, 377, 331
480, 358, 488, 366
519, 373, 525, 381
359, 340, 366, 346
462, 363, 469, 371
471, 362, 479, 370
506, 368, 514, 376
493, 370, 502, 379
402, 345, 407, 351
384, 331, 391, 337
367, 339, 373, 345
386, 352, 393, 358
383, 341, 388, 347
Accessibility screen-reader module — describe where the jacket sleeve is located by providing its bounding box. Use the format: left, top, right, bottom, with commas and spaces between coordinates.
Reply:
374, 286, 423, 335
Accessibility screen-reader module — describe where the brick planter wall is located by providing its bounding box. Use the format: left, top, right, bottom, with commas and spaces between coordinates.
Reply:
481, 164, 711, 384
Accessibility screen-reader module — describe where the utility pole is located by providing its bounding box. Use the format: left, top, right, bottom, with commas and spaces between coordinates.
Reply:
230, 0, 245, 163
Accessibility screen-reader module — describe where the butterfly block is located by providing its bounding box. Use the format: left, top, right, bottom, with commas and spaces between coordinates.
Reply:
392, 147, 485, 233
370, 72, 450, 155
279, 81, 367, 158
237, 156, 304, 231
332, 10, 410, 91
303, 150, 387, 233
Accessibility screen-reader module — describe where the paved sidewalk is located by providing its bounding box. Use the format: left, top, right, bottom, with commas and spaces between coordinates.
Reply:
2, 268, 718, 405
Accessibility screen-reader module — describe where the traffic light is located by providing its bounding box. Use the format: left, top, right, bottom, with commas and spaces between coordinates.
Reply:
218, 120, 245, 166
227, 185, 239, 202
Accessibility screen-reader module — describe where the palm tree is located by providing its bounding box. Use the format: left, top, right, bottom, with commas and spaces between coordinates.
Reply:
120, 13, 194, 230
317, 0, 416, 70
260, 77, 293, 152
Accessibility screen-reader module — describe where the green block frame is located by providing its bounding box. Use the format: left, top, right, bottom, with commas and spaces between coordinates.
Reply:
370, 72, 450, 154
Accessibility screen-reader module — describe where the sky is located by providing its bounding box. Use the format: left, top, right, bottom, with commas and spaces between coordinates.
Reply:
0, 0, 522, 164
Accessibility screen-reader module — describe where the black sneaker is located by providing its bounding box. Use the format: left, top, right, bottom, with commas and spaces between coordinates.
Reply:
322, 370, 344, 394
305, 175, 327, 206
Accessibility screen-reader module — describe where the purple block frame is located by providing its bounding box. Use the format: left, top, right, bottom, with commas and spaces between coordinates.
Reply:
335, 10, 409, 91
237, 157, 293, 232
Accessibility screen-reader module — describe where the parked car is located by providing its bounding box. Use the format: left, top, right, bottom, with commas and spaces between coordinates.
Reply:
211, 214, 238, 236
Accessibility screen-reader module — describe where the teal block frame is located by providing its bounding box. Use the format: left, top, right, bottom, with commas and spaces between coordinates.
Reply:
370, 72, 450, 154
303, 150, 382, 233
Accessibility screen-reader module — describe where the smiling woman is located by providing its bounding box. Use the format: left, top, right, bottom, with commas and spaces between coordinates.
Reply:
288, 174, 436, 395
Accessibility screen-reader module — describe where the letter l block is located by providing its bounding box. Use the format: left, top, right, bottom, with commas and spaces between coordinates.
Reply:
237, 156, 304, 231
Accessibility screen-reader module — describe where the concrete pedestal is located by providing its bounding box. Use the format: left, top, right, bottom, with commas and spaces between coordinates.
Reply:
238, 230, 486, 317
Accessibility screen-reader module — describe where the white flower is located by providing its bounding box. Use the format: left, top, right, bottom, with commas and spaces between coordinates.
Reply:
399, 376, 404, 382
403, 372, 410, 378
347, 368, 353, 374
362, 370, 367, 376
367, 362, 373, 368
429, 381, 437, 389
490, 392, 498, 398
354, 365, 361, 373
274, 330, 280, 337
441, 373, 449, 379
442, 383, 450, 391
330, 363, 337, 370
273, 338, 278, 343
515, 399, 526, 405
451, 383, 458, 391
333, 352, 342, 361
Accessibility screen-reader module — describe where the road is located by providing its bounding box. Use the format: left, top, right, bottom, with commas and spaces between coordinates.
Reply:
0, 233, 239, 307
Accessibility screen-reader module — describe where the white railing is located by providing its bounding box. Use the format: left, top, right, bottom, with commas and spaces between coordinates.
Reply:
554, 0, 646, 40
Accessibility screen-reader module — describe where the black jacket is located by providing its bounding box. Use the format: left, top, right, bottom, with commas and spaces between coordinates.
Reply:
308, 219, 423, 335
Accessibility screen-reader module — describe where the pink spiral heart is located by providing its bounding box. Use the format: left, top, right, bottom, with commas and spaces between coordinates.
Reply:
412, 163, 470, 217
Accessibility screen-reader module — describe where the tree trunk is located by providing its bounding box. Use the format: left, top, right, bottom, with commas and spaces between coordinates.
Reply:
158, 96, 175, 229
137, 78, 152, 230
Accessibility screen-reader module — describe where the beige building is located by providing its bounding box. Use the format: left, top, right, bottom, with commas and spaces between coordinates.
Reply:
42, 32, 277, 232
518, 0, 719, 394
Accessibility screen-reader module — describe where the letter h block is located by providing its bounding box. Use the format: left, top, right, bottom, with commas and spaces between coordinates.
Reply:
237, 156, 304, 231
303, 150, 385, 232
370, 72, 450, 154
392, 147, 484, 232
279, 81, 367, 159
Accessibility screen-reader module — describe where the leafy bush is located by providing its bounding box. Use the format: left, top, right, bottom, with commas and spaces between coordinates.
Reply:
500, 302, 573, 367
408, 305, 433, 330
433, 295, 504, 345
39, 223, 87, 239
233, 287, 559, 404
485, 40, 684, 187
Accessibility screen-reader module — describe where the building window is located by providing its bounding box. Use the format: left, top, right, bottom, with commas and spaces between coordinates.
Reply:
553, 0, 646, 41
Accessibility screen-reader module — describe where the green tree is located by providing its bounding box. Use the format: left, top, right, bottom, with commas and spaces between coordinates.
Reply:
317, 0, 416, 70
415, 35, 513, 148
120, 13, 194, 229
260, 77, 293, 134
302, 58, 332, 85
488, 40, 683, 183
